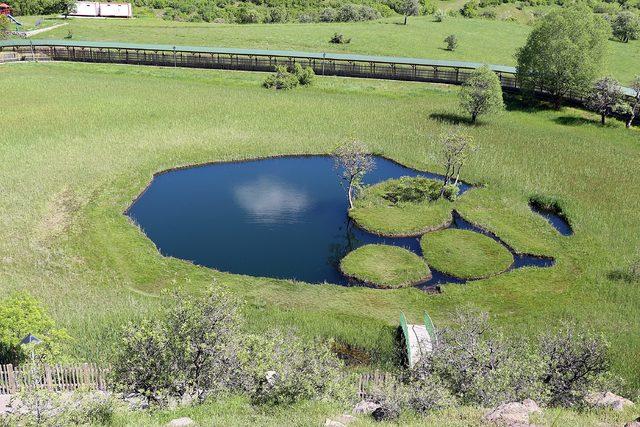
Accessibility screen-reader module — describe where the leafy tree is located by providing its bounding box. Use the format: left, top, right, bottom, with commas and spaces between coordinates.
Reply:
402, 0, 419, 25
459, 66, 504, 123
611, 11, 640, 43
0, 15, 10, 37
444, 34, 458, 51
112, 286, 246, 405
0, 292, 70, 365
438, 128, 475, 195
61, 0, 77, 18
516, 6, 609, 108
460, 0, 479, 18
587, 76, 625, 125
333, 140, 375, 209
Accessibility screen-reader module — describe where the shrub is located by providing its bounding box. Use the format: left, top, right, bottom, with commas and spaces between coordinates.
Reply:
242, 330, 352, 405
539, 323, 611, 407
444, 34, 458, 51
380, 177, 443, 204
460, 0, 479, 18
237, 5, 262, 23
263, 65, 300, 90
481, 8, 497, 19
298, 13, 315, 23
294, 63, 315, 86
320, 7, 337, 22
267, 7, 287, 23
368, 380, 407, 421
111, 285, 246, 405
406, 376, 456, 414
0, 292, 70, 365
0, 15, 9, 37
330, 32, 351, 44
415, 309, 545, 406
440, 183, 459, 201
337, 3, 380, 22
434, 9, 447, 21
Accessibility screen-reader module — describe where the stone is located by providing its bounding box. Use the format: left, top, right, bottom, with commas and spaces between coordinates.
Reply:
324, 415, 356, 427
585, 392, 634, 411
624, 417, 640, 427
352, 400, 380, 415
265, 370, 278, 387
485, 400, 542, 425
166, 417, 196, 427
0, 394, 11, 415
522, 399, 541, 413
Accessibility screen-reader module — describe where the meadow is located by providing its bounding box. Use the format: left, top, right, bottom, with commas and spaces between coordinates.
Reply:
30, 15, 640, 85
1, 59, 640, 397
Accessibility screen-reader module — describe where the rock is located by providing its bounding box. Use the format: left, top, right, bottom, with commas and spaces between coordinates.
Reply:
485, 400, 542, 425
265, 370, 278, 387
352, 400, 380, 415
585, 392, 634, 411
0, 394, 11, 415
324, 415, 356, 427
624, 417, 640, 427
166, 417, 196, 427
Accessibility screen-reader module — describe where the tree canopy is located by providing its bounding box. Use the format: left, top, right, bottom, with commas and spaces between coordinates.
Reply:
459, 66, 504, 123
612, 11, 640, 43
516, 7, 609, 108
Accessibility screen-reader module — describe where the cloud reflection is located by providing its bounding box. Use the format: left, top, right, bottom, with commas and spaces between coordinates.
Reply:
233, 176, 311, 224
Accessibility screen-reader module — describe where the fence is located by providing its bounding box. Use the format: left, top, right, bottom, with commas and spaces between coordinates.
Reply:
0, 363, 109, 395
357, 370, 394, 399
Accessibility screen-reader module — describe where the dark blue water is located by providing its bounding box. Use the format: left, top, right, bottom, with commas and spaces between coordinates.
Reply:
529, 203, 573, 236
127, 156, 551, 289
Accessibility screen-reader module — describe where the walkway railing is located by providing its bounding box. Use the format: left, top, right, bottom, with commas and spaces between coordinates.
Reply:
0, 39, 636, 106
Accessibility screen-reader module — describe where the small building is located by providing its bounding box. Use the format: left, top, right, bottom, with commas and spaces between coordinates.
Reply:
0, 3, 12, 15
71, 1, 132, 18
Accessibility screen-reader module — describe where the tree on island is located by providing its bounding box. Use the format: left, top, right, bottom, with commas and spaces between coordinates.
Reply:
587, 76, 625, 125
439, 129, 475, 197
611, 11, 640, 43
333, 140, 375, 209
402, 0, 420, 25
459, 66, 504, 123
516, 6, 609, 109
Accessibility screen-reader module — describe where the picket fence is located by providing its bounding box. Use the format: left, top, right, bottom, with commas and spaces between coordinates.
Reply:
0, 363, 109, 395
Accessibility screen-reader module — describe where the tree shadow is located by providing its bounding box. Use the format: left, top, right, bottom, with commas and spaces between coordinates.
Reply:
503, 94, 556, 113
553, 116, 599, 126
607, 269, 639, 284
429, 112, 474, 125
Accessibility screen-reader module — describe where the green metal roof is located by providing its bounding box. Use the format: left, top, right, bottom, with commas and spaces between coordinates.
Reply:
0, 39, 518, 73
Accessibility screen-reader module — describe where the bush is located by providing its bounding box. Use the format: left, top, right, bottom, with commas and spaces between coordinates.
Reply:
298, 13, 315, 23
440, 183, 459, 201
379, 177, 443, 204
434, 9, 447, 21
481, 8, 497, 19
263, 65, 300, 90
460, 0, 479, 17
539, 323, 611, 407
0, 15, 9, 37
294, 63, 315, 86
444, 34, 458, 51
337, 3, 381, 21
242, 330, 352, 405
415, 309, 545, 407
267, 7, 287, 23
611, 11, 640, 42
330, 32, 351, 44
111, 286, 246, 405
320, 7, 337, 22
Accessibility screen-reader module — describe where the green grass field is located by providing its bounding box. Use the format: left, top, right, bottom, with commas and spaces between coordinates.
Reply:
29, 15, 640, 84
2, 60, 640, 397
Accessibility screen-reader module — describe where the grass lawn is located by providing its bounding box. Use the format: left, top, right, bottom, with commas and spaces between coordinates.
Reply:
421, 229, 514, 279
340, 244, 432, 288
350, 178, 453, 236
1, 61, 640, 394
28, 15, 640, 84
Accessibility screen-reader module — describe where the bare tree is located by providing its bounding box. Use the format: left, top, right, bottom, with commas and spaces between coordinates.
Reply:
439, 129, 474, 196
587, 76, 625, 125
332, 140, 375, 209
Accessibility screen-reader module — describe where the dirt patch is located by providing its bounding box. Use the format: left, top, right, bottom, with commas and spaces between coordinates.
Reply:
37, 187, 82, 241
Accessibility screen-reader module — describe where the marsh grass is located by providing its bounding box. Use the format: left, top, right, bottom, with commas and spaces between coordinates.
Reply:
1, 62, 640, 393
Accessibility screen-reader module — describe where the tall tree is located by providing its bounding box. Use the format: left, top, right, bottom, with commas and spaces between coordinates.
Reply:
439, 129, 475, 196
516, 7, 609, 109
459, 66, 504, 123
402, 0, 420, 25
587, 77, 624, 125
333, 140, 375, 209
611, 11, 640, 43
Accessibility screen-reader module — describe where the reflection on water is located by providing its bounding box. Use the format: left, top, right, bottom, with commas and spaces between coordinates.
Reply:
233, 176, 311, 224
127, 155, 551, 289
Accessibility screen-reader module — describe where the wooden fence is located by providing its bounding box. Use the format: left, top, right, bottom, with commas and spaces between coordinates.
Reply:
0, 363, 109, 395
357, 370, 394, 399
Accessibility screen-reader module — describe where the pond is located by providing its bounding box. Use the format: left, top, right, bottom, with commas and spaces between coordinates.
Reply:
126, 156, 549, 289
